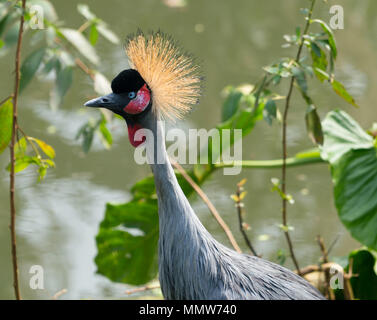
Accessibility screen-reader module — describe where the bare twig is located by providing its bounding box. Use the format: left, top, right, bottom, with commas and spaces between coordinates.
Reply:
316, 235, 334, 299
125, 284, 161, 295
344, 258, 356, 300
280, 0, 316, 276
9, 0, 27, 300
170, 159, 242, 253
52, 288, 68, 300
234, 180, 258, 256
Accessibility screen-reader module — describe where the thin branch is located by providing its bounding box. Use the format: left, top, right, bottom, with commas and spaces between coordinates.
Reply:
51, 288, 68, 300
316, 235, 334, 299
9, 0, 27, 300
125, 284, 160, 295
170, 159, 242, 253
214, 155, 324, 169
280, 0, 316, 276
234, 181, 259, 256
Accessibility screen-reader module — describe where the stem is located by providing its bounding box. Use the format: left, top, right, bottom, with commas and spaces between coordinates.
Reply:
215, 155, 324, 169
125, 284, 161, 295
235, 183, 258, 256
281, 0, 316, 276
316, 235, 334, 300
9, 0, 27, 300
171, 159, 242, 253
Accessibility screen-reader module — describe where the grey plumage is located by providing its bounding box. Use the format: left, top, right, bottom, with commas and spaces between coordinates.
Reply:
139, 112, 325, 300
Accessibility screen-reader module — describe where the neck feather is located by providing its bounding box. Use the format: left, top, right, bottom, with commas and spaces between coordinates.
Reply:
138, 113, 221, 299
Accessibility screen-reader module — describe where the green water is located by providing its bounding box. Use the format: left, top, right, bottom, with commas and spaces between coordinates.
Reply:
0, 0, 376, 299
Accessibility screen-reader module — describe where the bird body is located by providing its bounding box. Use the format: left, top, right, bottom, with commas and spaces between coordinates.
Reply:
141, 112, 324, 300
85, 31, 325, 300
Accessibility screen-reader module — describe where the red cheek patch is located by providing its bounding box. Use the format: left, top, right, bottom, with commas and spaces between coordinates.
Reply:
123, 84, 150, 114
127, 123, 145, 147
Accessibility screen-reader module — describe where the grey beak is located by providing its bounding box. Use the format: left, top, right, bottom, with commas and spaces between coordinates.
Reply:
84, 93, 128, 111
85, 93, 114, 108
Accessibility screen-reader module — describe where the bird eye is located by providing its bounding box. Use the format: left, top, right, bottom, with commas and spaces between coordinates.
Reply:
128, 91, 136, 99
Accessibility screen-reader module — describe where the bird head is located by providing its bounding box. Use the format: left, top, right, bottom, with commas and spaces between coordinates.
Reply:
85, 69, 151, 147
84, 31, 202, 148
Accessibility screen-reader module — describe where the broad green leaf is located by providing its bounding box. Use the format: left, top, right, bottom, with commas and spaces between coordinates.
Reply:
20, 47, 46, 92
60, 28, 99, 64
95, 201, 159, 285
331, 79, 359, 108
321, 111, 377, 250
263, 99, 276, 126
0, 97, 13, 154
29, 137, 55, 158
305, 105, 323, 145
50, 66, 73, 109
320, 110, 373, 164
346, 248, 377, 300
332, 148, 377, 250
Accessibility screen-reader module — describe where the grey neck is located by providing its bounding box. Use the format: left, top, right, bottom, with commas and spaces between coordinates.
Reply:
138, 112, 219, 299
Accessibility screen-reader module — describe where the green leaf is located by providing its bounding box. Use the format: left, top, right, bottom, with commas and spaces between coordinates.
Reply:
310, 41, 321, 58
221, 87, 243, 122
321, 111, 377, 250
310, 42, 328, 82
60, 28, 99, 64
19, 47, 46, 92
292, 66, 308, 93
77, 4, 96, 20
99, 119, 112, 148
263, 99, 276, 126
95, 201, 159, 285
3, 22, 19, 50
29, 0, 58, 22
331, 79, 359, 108
96, 24, 119, 44
0, 97, 13, 154
312, 19, 337, 59
332, 148, 377, 250
29, 137, 55, 158
93, 71, 111, 95
0, 12, 9, 37
38, 165, 47, 181
346, 248, 377, 300
6, 155, 38, 173
14, 137, 27, 157
89, 24, 98, 46
305, 105, 323, 145
50, 66, 73, 109
76, 121, 96, 153
320, 110, 373, 164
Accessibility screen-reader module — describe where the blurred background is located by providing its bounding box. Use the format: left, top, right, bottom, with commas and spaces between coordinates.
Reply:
0, 0, 376, 299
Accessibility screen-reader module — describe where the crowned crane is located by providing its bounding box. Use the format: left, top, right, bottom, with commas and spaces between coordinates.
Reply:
84, 32, 325, 300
